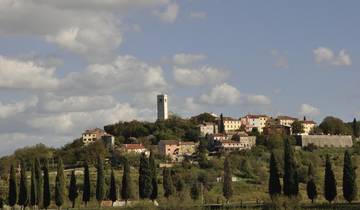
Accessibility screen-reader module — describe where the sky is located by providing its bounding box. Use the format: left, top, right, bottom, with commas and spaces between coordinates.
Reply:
0, 0, 359, 155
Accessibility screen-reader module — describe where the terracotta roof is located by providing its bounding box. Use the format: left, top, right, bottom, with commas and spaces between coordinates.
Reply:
244, 114, 268, 119
277, 116, 297, 121
83, 128, 106, 134
124, 144, 145, 150
301, 120, 316, 124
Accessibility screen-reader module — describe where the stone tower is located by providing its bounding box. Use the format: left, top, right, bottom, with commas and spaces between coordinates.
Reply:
157, 94, 168, 120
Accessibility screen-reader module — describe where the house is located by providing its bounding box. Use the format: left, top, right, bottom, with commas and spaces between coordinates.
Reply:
197, 122, 218, 137
241, 114, 269, 133
221, 117, 242, 132
295, 135, 353, 148
276, 116, 297, 127
122, 144, 149, 155
300, 120, 317, 135
215, 139, 254, 152
82, 128, 114, 146
263, 124, 291, 136
158, 140, 197, 162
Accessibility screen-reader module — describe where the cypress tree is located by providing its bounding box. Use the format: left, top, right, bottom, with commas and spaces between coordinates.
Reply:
163, 168, 174, 199
18, 161, 28, 209
55, 158, 65, 210
353, 118, 359, 138
108, 170, 117, 205
324, 155, 337, 203
82, 161, 91, 207
219, 113, 225, 134
8, 164, 17, 208
30, 162, 37, 208
96, 156, 105, 206
149, 151, 158, 201
268, 151, 281, 198
43, 159, 51, 210
138, 152, 152, 199
283, 138, 298, 196
306, 164, 317, 203
343, 150, 357, 203
223, 156, 233, 203
34, 158, 42, 208
68, 170, 78, 208
121, 158, 132, 205
190, 180, 200, 201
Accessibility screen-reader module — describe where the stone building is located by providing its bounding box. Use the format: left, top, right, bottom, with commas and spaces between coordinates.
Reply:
82, 128, 114, 147
197, 122, 218, 137
158, 140, 197, 162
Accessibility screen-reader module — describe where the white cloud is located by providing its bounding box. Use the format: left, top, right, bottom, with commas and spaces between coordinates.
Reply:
173, 53, 206, 65
173, 66, 228, 86
0, 56, 59, 90
0, 97, 38, 119
200, 83, 241, 105
189, 11, 207, 20
245, 95, 271, 105
154, 2, 179, 23
313, 47, 351, 66
299, 103, 320, 117
271, 50, 288, 69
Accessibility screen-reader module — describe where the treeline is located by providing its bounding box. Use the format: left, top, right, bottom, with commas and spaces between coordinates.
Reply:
268, 138, 357, 204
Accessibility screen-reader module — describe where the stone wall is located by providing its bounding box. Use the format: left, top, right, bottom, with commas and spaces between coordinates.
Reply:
295, 135, 353, 148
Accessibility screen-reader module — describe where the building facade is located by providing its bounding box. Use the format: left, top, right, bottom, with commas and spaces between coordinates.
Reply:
222, 117, 242, 132
157, 94, 168, 120
301, 120, 316, 135
198, 122, 218, 136
122, 144, 149, 155
82, 128, 107, 145
241, 114, 269, 133
158, 140, 196, 162
276, 116, 297, 127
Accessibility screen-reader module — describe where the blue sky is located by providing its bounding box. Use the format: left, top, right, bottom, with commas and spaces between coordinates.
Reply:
0, 0, 359, 155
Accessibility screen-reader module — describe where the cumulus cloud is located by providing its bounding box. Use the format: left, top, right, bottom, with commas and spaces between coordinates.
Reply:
200, 83, 241, 105
245, 95, 271, 105
0, 56, 59, 90
0, 97, 38, 119
299, 103, 320, 117
173, 66, 228, 86
154, 2, 179, 23
189, 11, 207, 20
173, 53, 206, 65
313, 47, 351, 66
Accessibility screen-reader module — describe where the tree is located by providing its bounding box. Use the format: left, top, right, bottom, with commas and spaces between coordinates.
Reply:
30, 162, 37, 207
268, 152, 281, 198
18, 161, 28, 209
283, 138, 298, 197
306, 164, 317, 203
43, 159, 51, 210
96, 156, 105, 206
291, 120, 304, 134
190, 180, 200, 201
121, 158, 132, 205
324, 155, 337, 203
34, 158, 43, 208
68, 170, 78, 208
55, 158, 65, 210
219, 114, 225, 134
108, 170, 117, 206
175, 177, 185, 195
8, 165, 17, 208
163, 168, 174, 199
82, 161, 91, 207
138, 153, 152, 199
343, 150, 357, 203
149, 151, 158, 202
353, 118, 359, 138
223, 156, 233, 203
319, 116, 350, 135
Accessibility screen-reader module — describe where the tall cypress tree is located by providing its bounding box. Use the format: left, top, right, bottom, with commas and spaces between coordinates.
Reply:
43, 159, 51, 210
30, 161, 37, 208
68, 170, 78, 208
353, 118, 359, 138
306, 164, 317, 203
96, 156, 105, 206
283, 138, 298, 196
121, 158, 132, 205
268, 151, 281, 198
324, 155, 337, 203
108, 170, 117, 205
8, 164, 17, 208
138, 153, 152, 199
163, 168, 174, 199
343, 150, 357, 203
34, 158, 43, 208
149, 151, 158, 201
18, 161, 28, 209
55, 158, 65, 210
219, 114, 225, 134
82, 161, 91, 207
223, 156, 233, 203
